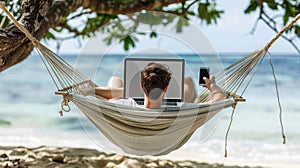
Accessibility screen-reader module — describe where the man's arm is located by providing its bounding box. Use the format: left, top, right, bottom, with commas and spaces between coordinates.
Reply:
80, 87, 123, 99
80, 76, 124, 99
203, 76, 226, 102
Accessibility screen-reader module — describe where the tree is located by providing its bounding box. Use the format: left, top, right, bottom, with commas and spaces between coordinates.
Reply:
0, 0, 299, 72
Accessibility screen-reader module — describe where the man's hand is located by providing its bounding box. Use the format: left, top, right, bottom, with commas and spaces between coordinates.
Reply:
203, 75, 216, 91
203, 75, 226, 101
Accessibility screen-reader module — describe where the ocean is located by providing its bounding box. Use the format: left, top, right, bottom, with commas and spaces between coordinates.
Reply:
1, 53, 300, 167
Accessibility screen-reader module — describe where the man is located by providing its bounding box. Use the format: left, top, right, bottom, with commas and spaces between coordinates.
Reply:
82, 62, 226, 109
139, 63, 172, 108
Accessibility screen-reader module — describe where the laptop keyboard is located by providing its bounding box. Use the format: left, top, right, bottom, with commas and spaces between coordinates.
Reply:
165, 102, 178, 106
136, 101, 144, 105
136, 101, 178, 106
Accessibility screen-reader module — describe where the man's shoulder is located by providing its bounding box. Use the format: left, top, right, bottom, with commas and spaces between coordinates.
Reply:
109, 98, 140, 107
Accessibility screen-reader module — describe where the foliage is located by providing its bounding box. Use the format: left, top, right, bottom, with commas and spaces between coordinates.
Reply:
0, 0, 299, 51
244, 0, 299, 52
197, 2, 224, 25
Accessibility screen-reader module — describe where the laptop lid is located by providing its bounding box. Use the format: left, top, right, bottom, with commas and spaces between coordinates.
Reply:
124, 58, 185, 103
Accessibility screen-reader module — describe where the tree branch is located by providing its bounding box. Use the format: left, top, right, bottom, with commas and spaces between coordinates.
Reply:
260, 15, 300, 54
0, 0, 210, 72
82, 0, 185, 14
67, 10, 93, 20
249, 1, 300, 54
185, 0, 199, 12
0, 0, 53, 71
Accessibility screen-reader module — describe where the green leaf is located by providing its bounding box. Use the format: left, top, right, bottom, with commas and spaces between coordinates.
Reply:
81, 14, 115, 35
294, 25, 300, 38
103, 35, 113, 45
176, 17, 189, 33
45, 32, 56, 40
121, 36, 136, 51
136, 12, 163, 25
281, 0, 298, 24
197, 2, 223, 25
162, 15, 176, 25
53, 27, 64, 33
188, 11, 196, 16
265, 0, 278, 10
283, 1, 292, 24
150, 31, 157, 38
117, 22, 126, 32
244, 0, 259, 14
136, 32, 146, 35
198, 3, 209, 20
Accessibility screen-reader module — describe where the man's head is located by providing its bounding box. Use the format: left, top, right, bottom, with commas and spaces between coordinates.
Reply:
141, 63, 171, 100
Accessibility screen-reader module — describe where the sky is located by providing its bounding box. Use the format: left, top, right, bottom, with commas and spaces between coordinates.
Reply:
45, 0, 300, 55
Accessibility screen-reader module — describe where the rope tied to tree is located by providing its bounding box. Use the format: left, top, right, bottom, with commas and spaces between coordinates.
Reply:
0, 2, 40, 47
264, 13, 300, 52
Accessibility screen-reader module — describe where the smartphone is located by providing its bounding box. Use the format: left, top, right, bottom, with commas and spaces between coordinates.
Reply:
199, 67, 210, 86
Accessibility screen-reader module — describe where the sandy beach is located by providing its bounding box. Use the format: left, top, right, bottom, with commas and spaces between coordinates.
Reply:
0, 146, 262, 168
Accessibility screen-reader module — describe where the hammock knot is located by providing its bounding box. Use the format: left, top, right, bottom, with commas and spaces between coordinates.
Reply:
231, 102, 237, 109
59, 95, 71, 116
32, 39, 40, 48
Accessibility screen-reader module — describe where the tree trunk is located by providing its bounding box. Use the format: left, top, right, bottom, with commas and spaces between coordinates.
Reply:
0, 0, 83, 72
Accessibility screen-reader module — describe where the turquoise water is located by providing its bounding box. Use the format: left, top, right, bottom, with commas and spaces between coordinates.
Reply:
1, 53, 300, 166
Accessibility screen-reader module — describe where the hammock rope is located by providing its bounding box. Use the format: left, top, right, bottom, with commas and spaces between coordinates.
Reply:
224, 105, 237, 157
1, 2, 299, 155
268, 52, 286, 144
264, 13, 300, 51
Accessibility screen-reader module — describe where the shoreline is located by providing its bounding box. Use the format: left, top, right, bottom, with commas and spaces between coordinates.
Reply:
0, 145, 262, 168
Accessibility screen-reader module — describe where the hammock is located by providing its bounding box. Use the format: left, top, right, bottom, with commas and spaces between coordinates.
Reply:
1, 3, 299, 156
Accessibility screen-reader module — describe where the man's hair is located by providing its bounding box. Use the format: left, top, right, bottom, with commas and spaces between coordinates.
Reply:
141, 63, 171, 100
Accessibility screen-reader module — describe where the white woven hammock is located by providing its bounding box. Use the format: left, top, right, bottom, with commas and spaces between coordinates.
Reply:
1, 3, 299, 156
71, 94, 234, 155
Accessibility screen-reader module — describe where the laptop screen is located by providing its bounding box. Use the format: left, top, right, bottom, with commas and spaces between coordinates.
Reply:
124, 58, 185, 103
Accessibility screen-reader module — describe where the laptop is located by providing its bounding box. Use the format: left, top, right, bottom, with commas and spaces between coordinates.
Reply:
124, 58, 185, 106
